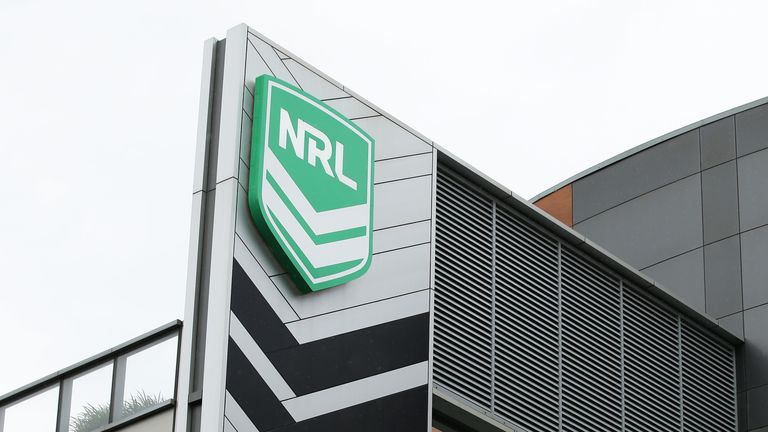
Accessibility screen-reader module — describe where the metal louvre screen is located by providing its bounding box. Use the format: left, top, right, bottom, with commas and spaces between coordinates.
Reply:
434, 169, 494, 409
433, 164, 737, 432
560, 249, 622, 432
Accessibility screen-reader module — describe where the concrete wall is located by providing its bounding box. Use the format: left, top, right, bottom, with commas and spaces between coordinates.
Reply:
536, 101, 768, 431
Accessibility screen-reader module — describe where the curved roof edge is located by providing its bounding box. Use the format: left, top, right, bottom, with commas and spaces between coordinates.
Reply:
437, 145, 742, 346
531, 95, 768, 203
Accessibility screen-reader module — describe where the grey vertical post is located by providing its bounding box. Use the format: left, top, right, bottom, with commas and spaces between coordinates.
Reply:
426, 148, 438, 432
557, 241, 564, 431
175, 36, 220, 432
109, 356, 127, 422
56, 380, 73, 432
677, 317, 685, 432
489, 200, 497, 414
0, 405, 5, 432
619, 281, 625, 432
199, 23, 248, 432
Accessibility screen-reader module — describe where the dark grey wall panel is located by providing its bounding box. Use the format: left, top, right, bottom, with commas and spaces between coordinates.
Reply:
572, 130, 700, 223
704, 236, 743, 319
717, 312, 744, 341
574, 175, 703, 270
702, 161, 740, 244
643, 249, 705, 313
736, 103, 768, 157
747, 385, 768, 430
740, 225, 768, 310
744, 305, 768, 390
701, 116, 737, 170
737, 149, 768, 232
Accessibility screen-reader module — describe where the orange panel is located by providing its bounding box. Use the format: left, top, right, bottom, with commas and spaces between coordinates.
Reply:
534, 184, 573, 227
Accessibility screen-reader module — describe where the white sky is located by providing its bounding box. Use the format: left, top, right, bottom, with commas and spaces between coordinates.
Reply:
2, 0, 768, 397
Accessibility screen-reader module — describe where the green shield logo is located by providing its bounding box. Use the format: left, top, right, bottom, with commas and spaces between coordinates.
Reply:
248, 75, 375, 293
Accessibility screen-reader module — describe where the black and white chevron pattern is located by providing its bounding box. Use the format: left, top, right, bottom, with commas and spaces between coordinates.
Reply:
223, 258, 430, 432
218, 28, 436, 432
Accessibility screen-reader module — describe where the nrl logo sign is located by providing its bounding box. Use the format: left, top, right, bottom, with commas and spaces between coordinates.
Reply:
249, 75, 375, 293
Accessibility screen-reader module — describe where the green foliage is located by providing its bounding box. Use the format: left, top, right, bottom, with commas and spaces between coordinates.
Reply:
69, 391, 165, 432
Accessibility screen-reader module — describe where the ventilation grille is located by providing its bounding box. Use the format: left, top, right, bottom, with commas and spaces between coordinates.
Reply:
493, 204, 559, 432
681, 322, 738, 432
561, 249, 622, 432
434, 170, 494, 409
623, 286, 681, 432
433, 164, 737, 432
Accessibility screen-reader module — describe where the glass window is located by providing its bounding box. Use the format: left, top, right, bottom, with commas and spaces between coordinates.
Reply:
2, 385, 59, 432
67, 362, 113, 432
117, 335, 177, 420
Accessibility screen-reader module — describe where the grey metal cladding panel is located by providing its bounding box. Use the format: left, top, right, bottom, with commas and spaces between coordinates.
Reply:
247, 35, 298, 87
271, 243, 431, 318
238, 112, 252, 174
702, 161, 740, 244
574, 175, 703, 270
717, 312, 744, 341
373, 175, 432, 230
701, 116, 737, 170
704, 236, 743, 319
353, 116, 432, 161
374, 152, 432, 184
643, 248, 706, 314
748, 385, 768, 430
737, 148, 768, 232
372, 220, 431, 254
736, 103, 768, 157
283, 59, 348, 100
323, 97, 379, 120
234, 185, 285, 276
744, 304, 768, 389
572, 129, 700, 223
244, 38, 272, 91
740, 224, 768, 309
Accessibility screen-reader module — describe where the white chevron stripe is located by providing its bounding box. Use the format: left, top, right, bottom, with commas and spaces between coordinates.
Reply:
233, 236, 298, 323
264, 147, 368, 234
281, 361, 428, 422
263, 178, 369, 268
224, 418, 238, 432
286, 290, 430, 343
230, 313, 296, 400
225, 391, 261, 432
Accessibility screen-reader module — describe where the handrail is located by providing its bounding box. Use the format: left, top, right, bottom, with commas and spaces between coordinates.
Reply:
0, 320, 182, 408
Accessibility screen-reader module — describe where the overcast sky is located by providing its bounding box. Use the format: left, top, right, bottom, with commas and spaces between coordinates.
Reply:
2, 0, 768, 396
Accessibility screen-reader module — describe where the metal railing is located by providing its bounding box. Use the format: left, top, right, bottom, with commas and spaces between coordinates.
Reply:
0, 320, 181, 432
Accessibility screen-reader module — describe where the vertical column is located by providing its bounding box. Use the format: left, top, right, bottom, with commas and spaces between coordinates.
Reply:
174, 36, 219, 432
198, 23, 248, 432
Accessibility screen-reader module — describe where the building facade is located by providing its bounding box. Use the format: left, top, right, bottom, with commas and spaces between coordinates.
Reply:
0, 24, 754, 432
534, 98, 768, 432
